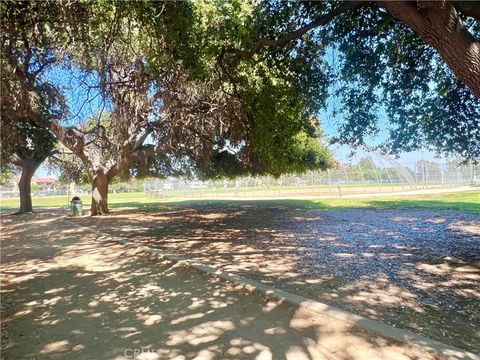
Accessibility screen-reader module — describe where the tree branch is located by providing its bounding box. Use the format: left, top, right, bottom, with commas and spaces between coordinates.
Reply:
377, 0, 480, 98
225, 1, 365, 60
128, 118, 165, 151
453, 1, 480, 21
32, 57, 57, 77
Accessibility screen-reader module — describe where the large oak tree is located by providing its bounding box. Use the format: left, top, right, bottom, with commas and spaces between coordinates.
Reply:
0, 55, 60, 213
1, 0, 333, 215
0, 119, 56, 213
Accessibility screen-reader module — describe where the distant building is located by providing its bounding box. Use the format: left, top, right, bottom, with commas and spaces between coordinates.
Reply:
32, 177, 55, 190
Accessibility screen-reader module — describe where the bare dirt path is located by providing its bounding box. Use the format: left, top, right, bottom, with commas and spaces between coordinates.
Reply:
1, 211, 443, 360
72, 204, 480, 354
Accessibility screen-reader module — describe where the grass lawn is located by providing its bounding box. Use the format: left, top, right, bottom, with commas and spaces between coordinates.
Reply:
172, 190, 480, 214
0, 192, 149, 211
289, 190, 480, 213
1, 189, 479, 214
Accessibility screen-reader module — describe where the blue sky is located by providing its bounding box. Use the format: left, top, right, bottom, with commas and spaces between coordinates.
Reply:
316, 46, 448, 167
319, 109, 446, 168
47, 66, 106, 126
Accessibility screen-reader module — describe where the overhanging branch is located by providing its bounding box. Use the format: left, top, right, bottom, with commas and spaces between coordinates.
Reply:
453, 1, 480, 21
225, 1, 365, 60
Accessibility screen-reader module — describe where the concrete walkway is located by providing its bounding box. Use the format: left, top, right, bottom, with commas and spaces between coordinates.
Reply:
1, 211, 443, 360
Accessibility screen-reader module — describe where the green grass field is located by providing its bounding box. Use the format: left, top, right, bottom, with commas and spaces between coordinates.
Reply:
144, 182, 451, 198
1, 190, 479, 214
0, 192, 148, 210
289, 190, 480, 213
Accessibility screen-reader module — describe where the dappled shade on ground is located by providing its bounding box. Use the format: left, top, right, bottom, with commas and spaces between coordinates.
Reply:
73, 203, 480, 353
0, 212, 442, 360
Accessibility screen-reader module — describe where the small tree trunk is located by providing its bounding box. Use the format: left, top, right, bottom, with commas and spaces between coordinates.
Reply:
18, 164, 35, 213
90, 172, 110, 216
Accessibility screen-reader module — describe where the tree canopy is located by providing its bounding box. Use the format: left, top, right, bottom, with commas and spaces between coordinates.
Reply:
1, 0, 333, 214
218, 0, 480, 160
1, 48, 59, 212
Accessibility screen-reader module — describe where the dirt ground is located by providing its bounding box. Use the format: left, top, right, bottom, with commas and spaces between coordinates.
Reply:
0, 211, 448, 360
71, 204, 480, 354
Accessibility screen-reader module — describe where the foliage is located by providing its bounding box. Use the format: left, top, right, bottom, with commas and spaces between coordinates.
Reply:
219, 1, 480, 160
181, 0, 334, 175
1, 0, 333, 192
0, 117, 56, 170
326, 4, 480, 159
0, 163, 17, 187
0, 115, 56, 212
0, 0, 65, 172
30, 183, 40, 192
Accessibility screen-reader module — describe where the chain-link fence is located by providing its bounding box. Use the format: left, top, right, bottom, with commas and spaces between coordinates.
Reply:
1, 156, 478, 200
144, 160, 479, 199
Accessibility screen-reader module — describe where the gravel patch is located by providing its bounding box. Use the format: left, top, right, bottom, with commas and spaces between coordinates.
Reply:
74, 204, 480, 353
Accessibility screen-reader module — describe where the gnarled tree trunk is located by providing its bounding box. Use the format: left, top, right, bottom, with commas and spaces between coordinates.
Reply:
90, 172, 110, 216
378, 0, 480, 98
17, 163, 36, 213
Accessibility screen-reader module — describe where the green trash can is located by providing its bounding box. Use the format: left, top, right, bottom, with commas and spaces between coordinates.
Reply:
70, 196, 83, 217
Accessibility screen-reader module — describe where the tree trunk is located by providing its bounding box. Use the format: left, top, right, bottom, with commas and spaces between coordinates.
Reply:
90, 172, 110, 216
17, 164, 35, 213
378, 1, 480, 98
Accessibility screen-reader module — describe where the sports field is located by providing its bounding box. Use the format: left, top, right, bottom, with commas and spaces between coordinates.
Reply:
1, 189, 479, 213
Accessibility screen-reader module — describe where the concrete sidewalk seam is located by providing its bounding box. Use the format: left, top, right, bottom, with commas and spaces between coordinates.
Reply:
65, 218, 479, 360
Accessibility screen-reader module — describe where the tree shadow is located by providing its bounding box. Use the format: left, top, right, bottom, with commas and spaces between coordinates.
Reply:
70, 202, 480, 353
0, 212, 439, 360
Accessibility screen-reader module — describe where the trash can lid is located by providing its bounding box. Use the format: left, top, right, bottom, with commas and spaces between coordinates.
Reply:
71, 196, 81, 202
